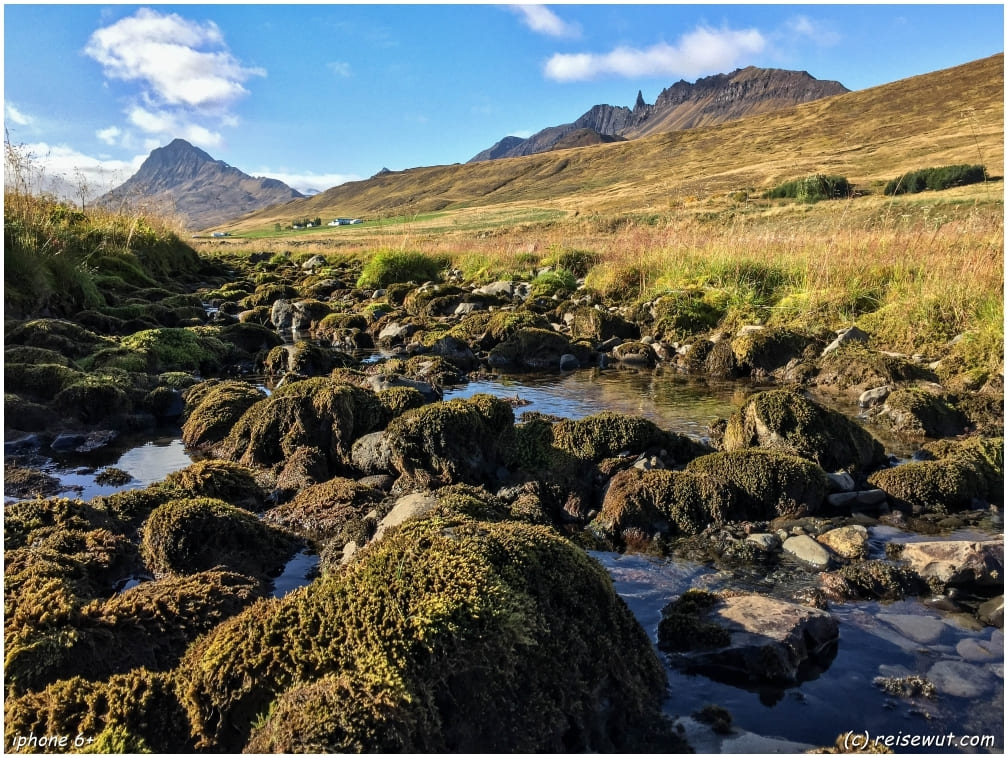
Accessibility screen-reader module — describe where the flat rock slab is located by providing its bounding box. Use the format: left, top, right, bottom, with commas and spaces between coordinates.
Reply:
899, 539, 1003, 586
671, 594, 839, 684
877, 612, 948, 645
927, 659, 997, 698
373, 492, 439, 542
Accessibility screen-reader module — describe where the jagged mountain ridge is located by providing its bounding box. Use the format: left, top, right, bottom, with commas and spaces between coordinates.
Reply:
469, 66, 848, 162
98, 138, 304, 230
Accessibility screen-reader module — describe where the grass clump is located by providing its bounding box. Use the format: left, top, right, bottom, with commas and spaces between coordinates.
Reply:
765, 174, 853, 203
356, 249, 445, 289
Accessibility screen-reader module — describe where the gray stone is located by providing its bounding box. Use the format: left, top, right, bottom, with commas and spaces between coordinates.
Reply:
559, 353, 580, 371
783, 534, 834, 569
301, 254, 327, 270
900, 539, 1004, 586
878, 612, 947, 644
453, 301, 484, 316
822, 325, 870, 355
956, 636, 1000, 662
364, 374, 441, 402
746, 533, 781, 551
670, 594, 839, 684
351, 431, 393, 475
927, 659, 996, 698
855, 488, 888, 506
827, 471, 856, 492
827, 491, 858, 507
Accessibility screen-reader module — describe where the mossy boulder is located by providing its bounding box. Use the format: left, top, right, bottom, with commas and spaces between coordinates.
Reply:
868, 460, 985, 514
263, 341, 355, 377
383, 394, 515, 489
649, 290, 724, 342
158, 459, 265, 511
487, 327, 579, 370
922, 436, 1003, 503
5, 319, 115, 360
140, 497, 298, 579
815, 341, 932, 393
567, 305, 639, 343
449, 309, 552, 351
819, 560, 928, 602
731, 327, 816, 375
119, 327, 229, 374
594, 468, 739, 541
264, 477, 387, 546
180, 380, 266, 450
4, 669, 192, 753
218, 377, 383, 476
176, 516, 672, 752
4, 362, 84, 398
685, 448, 828, 519
550, 411, 707, 465
871, 385, 969, 438
721, 389, 886, 475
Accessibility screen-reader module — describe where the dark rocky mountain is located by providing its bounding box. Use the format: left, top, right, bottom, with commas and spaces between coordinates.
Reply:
98, 138, 304, 230
469, 66, 848, 162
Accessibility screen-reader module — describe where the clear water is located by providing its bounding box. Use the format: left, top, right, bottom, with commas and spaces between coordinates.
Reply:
595, 551, 1004, 752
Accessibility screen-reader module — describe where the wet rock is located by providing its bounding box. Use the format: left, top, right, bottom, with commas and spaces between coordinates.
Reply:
956, 633, 1001, 661
746, 532, 781, 551
819, 560, 927, 602
826, 471, 856, 492
364, 373, 441, 402
783, 535, 835, 569
721, 389, 885, 475
927, 659, 997, 698
559, 353, 580, 371
978, 595, 1004, 627
661, 592, 839, 684
869, 385, 969, 438
428, 335, 478, 371
858, 385, 892, 409
612, 340, 656, 367
817, 524, 869, 559
877, 612, 948, 644
487, 327, 578, 371
897, 539, 1003, 587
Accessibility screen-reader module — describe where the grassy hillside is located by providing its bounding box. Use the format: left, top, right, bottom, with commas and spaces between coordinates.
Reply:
222, 54, 1002, 232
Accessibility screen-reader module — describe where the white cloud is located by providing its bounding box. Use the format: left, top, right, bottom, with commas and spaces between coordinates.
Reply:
785, 15, 842, 47
252, 169, 360, 195
96, 126, 123, 145
84, 8, 261, 148
5, 103, 33, 126
327, 61, 352, 78
544, 25, 767, 82
511, 5, 579, 38
5, 141, 146, 200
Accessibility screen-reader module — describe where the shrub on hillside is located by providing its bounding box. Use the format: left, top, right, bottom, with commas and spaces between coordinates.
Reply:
765, 174, 853, 203
883, 164, 987, 195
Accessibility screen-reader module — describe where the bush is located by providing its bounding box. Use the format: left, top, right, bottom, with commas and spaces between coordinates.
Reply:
884, 164, 987, 195
356, 250, 445, 289
766, 174, 853, 203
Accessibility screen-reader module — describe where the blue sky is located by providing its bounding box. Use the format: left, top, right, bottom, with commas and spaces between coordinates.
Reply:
4, 3, 1004, 197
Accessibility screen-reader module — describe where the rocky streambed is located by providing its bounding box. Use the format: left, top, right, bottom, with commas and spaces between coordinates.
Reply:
3, 252, 1003, 752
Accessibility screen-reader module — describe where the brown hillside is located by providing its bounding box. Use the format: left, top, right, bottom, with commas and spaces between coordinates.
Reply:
226, 54, 1003, 232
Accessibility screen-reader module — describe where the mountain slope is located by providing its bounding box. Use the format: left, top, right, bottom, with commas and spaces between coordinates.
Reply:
99, 139, 304, 230
227, 54, 1003, 231
469, 66, 848, 162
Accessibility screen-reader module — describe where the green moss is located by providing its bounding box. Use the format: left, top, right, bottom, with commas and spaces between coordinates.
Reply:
140, 497, 297, 579
551, 411, 705, 465
878, 386, 968, 437
567, 305, 638, 342
815, 341, 932, 390
357, 250, 445, 290
158, 460, 264, 510
821, 560, 926, 601
650, 290, 725, 342
220, 377, 383, 475
4, 363, 84, 398
384, 394, 515, 489
4, 669, 192, 753
530, 268, 578, 299
686, 448, 828, 519
180, 380, 266, 450
731, 328, 813, 373
176, 516, 669, 752
240, 283, 299, 309
4, 345, 77, 367
376, 386, 427, 424
656, 589, 730, 652
868, 459, 984, 514
119, 327, 228, 373
923, 435, 1003, 503
264, 477, 386, 544
722, 388, 885, 474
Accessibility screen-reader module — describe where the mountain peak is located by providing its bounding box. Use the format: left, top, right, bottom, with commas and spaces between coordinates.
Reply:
99, 139, 304, 231
469, 65, 849, 162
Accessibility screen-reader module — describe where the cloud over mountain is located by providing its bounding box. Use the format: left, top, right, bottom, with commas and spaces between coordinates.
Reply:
84, 8, 264, 149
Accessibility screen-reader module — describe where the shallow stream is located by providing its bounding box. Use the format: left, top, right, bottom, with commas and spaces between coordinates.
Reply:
7, 366, 1002, 751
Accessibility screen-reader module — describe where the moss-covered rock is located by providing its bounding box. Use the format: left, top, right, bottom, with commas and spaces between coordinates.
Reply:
567, 305, 639, 343
871, 385, 969, 438
487, 327, 578, 370
867, 460, 985, 514
649, 290, 724, 343
176, 516, 672, 752
721, 389, 885, 475
815, 341, 932, 392
5, 319, 115, 360
264, 477, 386, 546
594, 468, 738, 541
158, 459, 265, 511
119, 327, 229, 373
686, 448, 828, 519
731, 327, 815, 375
219, 377, 383, 476
180, 379, 266, 450
657, 589, 731, 652
140, 497, 297, 579
4, 362, 84, 398
922, 435, 1003, 504
551, 411, 707, 465
819, 560, 928, 602
383, 394, 515, 489
5, 669, 192, 753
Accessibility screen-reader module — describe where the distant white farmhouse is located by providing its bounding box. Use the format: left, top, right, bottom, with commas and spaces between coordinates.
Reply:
328, 218, 362, 226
